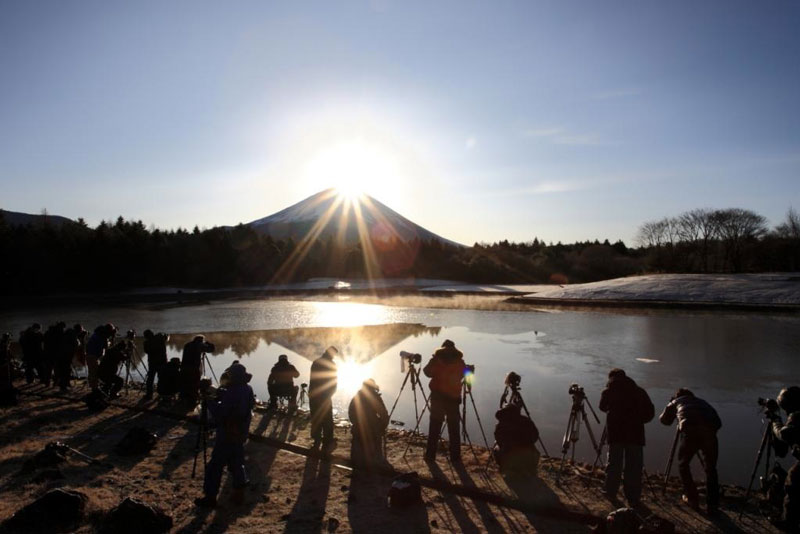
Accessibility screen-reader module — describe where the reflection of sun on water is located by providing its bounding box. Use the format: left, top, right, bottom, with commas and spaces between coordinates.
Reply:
337, 357, 374, 398
311, 301, 392, 327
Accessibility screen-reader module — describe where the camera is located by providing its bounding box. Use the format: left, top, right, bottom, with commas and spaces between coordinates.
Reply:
505, 371, 521, 389
758, 397, 780, 413
399, 351, 422, 365
465, 364, 476, 374
568, 383, 585, 397
125, 329, 136, 341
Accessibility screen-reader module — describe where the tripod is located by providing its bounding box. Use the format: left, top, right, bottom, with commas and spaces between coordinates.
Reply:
558, 388, 601, 479
202, 353, 218, 385
192, 398, 209, 479
499, 383, 550, 457
122, 344, 147, 395
592, 423, 659, 497
738, 419, 775, 519
387, 361, 429, 434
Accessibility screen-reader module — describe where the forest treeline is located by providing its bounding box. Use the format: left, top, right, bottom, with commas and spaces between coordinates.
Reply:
0, 207, 797, 295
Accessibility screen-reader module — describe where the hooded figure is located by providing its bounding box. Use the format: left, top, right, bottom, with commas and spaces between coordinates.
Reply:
309, 347, 338, 448
423, 339, 467, 463
195, 362, 255, 508
348, 378, 389, 467
493, 403, 540, 477
599, 368, 654, 506
180, 335, 215, 405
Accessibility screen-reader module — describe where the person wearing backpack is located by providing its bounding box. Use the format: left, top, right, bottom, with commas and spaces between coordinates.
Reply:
599, 368, 655, 506
659, 388, 722, 515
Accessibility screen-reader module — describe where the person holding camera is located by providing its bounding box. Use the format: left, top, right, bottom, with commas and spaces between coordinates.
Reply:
767, 386, 800, 532
195, 362, 255, 508
659, 388, 722, 514
423, 339, 467, 463
41, 322, 66, 387
97, 340, 129, 398
348, 378, 389, 467
55, 324, 85, 392
309, 346, 338, 449
143, 329, 170, 400
599, 368, 654, 506
180, 335, 216, 405
19, 323, 44, 384
267, 354, 300, 410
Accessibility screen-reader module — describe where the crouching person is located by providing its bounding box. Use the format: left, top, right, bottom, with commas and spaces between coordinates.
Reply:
348, 378, 389, 469
493, 403, 540, 478
195, 363, 255, 508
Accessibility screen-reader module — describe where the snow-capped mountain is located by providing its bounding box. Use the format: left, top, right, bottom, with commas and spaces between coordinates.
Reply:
247, 189, 463, 247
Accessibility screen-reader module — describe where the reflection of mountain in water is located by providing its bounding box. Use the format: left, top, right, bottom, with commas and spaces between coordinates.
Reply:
167, 323, 441, 362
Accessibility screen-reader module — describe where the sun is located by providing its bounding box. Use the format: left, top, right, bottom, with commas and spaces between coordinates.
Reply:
336, 356, 374, 398
304, 139, 397, 201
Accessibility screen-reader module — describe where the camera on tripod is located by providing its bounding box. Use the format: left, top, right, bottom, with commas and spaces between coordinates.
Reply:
758, 397, 780, 413
465, 364, 476, 374
505, 371, 521, 389
568, 383, 586, 398
399, 351, 422, 365
125, 329, 136, 341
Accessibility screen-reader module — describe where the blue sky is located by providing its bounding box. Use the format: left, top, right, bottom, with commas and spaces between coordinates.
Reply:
1, 0, 798, 245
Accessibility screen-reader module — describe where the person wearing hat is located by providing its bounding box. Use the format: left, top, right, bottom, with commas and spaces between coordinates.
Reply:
267, 354, 300, 410
348, 378, 389, 467
767, 386, 800, 531
180, 335, 216, 405
143, 329, 170, 400
195, 362, 255, 508
309, 346, 338, 449
423, 339, 467, 463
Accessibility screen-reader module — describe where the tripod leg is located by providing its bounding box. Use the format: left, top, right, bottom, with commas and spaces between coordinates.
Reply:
559, 411, 576, 476
593, 426, 608, 471
402, 393, 432, 459
387, 369, 411, 421
664, 427, 680, 490
738, 425, 771, 520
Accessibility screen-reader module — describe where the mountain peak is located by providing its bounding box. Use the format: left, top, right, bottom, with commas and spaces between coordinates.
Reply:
247, 189, 461, 247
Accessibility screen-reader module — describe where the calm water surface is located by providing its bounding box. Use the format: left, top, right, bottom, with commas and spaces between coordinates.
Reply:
3, 298, 799, 485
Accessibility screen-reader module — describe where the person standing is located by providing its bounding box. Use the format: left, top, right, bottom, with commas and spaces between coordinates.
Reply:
348, 378, 389, 467
86, 324, 116, 393
195, 363, 255, 508
143, 329, 170, 400
41, 322, 65, 387
180, 335, 216, 405
19, 323, 44, 384
599, 368, 654, 506
659, 388, 722, 514
423, 339, 466, 463
309, 346, 338, 449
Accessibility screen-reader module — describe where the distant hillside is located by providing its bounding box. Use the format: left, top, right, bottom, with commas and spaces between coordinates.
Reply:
246, 189, 463, 248
0, 209, 73, 227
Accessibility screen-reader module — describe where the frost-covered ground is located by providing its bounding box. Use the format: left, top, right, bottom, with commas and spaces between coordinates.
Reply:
505, 273, 800, 305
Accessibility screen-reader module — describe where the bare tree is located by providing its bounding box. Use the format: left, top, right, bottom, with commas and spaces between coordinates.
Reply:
774, 207, 800, 239
678, 208, 719, 271
713, 208, 767, 272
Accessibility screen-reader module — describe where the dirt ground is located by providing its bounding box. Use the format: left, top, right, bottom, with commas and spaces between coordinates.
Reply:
0, 381, 785, 533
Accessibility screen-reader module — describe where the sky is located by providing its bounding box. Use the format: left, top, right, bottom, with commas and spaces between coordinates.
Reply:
1, 0, 799, 246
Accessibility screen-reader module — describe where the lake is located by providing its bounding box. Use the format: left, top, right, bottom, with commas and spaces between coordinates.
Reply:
3, 296, 799, 486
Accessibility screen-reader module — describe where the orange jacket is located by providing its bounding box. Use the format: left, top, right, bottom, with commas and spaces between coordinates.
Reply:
423, 346, 465, 400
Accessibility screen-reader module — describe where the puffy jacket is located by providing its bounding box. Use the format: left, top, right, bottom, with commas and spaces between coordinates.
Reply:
423, 345, 465, 401
309, 355, 337, 403
208, 383, 255, 444
599, 375, 654, 446
659, 395, 722, 432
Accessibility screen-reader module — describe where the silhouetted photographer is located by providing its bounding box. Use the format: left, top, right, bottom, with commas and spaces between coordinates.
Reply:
494, 403, 540, 478
143, 329, 170, 400
659, 388, 722, 515
86, 323, 116, 393
423, 339, 466, 463
348, 378, 389, 468
267, 354, 300, 410
195, 362, 255, 508
19, 323, 43, 384
765, 386, 800, 532
97, 341, 130, 399
309, 346, 338, 449
180, 335, 216, 405
157, 357, 182, 399
599, 368, 654, 506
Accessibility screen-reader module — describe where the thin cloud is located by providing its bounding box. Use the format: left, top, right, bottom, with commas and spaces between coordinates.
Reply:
522, 127, 607, 146
592, 88, 642, 100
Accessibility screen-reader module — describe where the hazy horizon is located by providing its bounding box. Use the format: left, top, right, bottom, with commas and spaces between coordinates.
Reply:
2, 1, 798, 246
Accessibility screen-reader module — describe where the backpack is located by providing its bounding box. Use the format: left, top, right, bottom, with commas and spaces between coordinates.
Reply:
387, 472, 423, 509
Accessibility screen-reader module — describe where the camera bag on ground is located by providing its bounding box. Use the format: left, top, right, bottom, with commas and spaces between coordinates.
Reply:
387, 472, 423, 509
83, 389, 109, 411
114, 427, 158, 456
